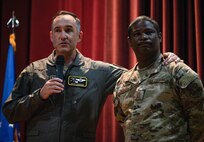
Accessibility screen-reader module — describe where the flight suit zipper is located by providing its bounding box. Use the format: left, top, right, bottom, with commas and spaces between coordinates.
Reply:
58, 64, 74, 142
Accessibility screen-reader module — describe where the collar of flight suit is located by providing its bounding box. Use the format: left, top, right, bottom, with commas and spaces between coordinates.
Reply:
46, 49, 85, 68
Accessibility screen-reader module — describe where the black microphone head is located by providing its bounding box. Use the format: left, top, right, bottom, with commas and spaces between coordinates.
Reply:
55, 55, 65, 65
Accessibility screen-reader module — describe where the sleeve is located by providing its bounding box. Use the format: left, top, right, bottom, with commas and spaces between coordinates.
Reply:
174, 64, 204, 141
104, 64, 126, 95
113, 75, 130, 123
2, 66, 46, 124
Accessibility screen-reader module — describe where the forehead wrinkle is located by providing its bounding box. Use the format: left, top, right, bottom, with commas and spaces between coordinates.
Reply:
52, 15, 77, 29
132, 21, 156, 31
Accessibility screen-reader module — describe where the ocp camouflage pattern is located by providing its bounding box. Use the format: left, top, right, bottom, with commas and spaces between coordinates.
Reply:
113, 55, 204, 142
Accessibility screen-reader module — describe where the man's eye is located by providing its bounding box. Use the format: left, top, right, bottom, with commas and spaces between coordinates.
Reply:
146, 31, 154, 35
65, 28, 73, 33
55, 29, 61, 32
132, 32, 140, 37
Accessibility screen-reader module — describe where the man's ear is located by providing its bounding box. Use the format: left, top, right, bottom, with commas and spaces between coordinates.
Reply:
158, 32, 162, 42
50, 31, 53, 42
127, 36, 132, 47
77, 31, 83, 42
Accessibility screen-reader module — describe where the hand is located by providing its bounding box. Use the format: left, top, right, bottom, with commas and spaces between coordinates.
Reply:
40, 78, 64, 100
163, 52, 183, 65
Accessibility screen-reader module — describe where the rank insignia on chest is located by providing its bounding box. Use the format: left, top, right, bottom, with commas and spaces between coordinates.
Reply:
68, 76, 88, 88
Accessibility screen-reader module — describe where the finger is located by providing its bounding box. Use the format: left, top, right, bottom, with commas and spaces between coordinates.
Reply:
163, 55, 172, 64
52, 90, 63, 94
163, 52, 171, 56
47, 80, 64, 88
163, 55, 176, 65
49, 77, 63, 83
175, 57, 180, 63
41, 78, 64, 97
163, 52, 173, 63
175, 58, 184, 63
50, 85, 64, 91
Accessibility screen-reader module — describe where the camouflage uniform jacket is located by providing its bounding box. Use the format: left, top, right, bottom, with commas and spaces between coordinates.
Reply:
113, 54, 204, 142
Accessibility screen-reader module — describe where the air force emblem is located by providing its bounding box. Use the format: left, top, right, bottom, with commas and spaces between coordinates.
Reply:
68, 76, 88, 88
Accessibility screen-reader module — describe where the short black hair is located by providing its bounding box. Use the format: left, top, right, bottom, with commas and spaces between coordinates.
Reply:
51, 10, 81, 32
128, 16, 160, 37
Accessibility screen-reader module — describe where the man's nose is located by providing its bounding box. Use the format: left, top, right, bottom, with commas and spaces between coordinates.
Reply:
141, 33, 148, 39
60, 31, 68, 40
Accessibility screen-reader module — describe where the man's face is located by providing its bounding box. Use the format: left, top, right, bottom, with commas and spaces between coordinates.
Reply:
129, 20, 161, 60
50, 15, 81, 56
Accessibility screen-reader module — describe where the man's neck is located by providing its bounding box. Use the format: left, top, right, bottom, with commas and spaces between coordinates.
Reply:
55, 50, 77, 66
137, 54, 160, 69
64, 50, 77, 65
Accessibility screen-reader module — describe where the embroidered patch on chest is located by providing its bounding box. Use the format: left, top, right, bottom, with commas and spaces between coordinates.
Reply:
68, 76, 88, 87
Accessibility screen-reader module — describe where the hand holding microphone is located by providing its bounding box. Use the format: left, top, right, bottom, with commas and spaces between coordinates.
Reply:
40, 55, 65, 100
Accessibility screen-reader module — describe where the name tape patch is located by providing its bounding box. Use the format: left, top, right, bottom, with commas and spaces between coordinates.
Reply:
68, 76, 88, 88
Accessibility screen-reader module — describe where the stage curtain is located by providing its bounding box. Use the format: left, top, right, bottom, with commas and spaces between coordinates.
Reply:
0, 0, 203, 142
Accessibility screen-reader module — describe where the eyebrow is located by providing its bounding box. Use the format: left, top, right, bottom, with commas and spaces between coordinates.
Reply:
132, 28, 155, 32
53, 25, 74, 30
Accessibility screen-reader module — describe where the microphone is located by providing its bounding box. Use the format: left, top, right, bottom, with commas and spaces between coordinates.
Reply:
49, 55, 65, 105
55, 55, 65, 80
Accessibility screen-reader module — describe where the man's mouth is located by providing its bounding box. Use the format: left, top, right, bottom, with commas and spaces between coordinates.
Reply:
138, 42, 151, 48
60, 42, 69, 47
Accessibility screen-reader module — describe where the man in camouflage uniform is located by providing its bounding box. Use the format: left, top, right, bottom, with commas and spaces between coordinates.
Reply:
113, 16, 204, 142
